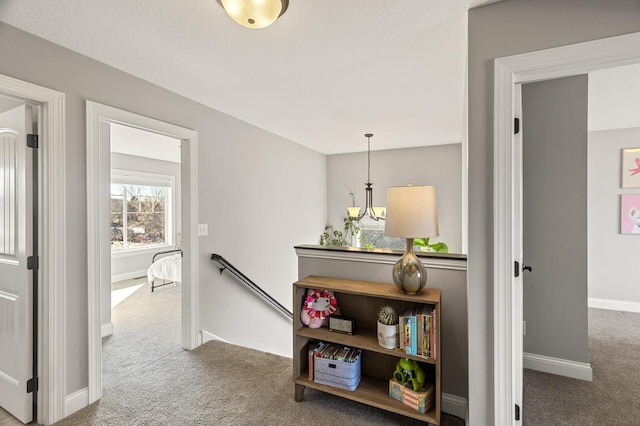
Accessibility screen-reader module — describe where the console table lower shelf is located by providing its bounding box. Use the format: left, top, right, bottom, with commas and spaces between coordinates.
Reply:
294, 374, 438, 424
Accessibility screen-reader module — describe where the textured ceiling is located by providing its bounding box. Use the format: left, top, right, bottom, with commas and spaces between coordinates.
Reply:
0, 0, 498, 154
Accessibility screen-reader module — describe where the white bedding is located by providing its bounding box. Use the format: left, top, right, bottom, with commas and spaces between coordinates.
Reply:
147, 253, 182, 284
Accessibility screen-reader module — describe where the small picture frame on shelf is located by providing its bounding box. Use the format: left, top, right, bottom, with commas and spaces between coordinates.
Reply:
328, 315, 356, 335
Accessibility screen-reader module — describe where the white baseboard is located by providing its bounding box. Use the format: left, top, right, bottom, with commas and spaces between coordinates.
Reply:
524, 352, 592, 381
65, 387, 89, 417
101, 322, 114, 338
442, 392, 467, 421
200, 329, 230, 345
111, 270, 147, 283
588, 297, 640, 313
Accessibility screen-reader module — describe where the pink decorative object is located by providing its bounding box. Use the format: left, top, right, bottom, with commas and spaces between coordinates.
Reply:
300, 288, 340, 328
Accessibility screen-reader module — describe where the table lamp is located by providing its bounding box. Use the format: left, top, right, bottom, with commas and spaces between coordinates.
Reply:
384, 185, 439, 294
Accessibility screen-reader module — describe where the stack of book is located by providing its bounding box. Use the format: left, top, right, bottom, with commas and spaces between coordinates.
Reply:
313, 342, 360, 363
399, 306, 437, 359
389, 378, 435, 414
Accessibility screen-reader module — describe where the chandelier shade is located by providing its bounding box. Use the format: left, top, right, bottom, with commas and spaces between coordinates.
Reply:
217, 0, 289, 29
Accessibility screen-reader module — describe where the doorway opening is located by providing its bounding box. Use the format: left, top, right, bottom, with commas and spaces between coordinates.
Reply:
86, 101, 200, 406
108, 123, 182, 335
493, 32, 640, 424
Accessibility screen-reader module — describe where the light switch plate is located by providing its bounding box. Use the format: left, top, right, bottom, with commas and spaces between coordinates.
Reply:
198, 224, 208, 236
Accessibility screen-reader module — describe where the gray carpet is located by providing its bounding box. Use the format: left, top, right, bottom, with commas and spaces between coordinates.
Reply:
523, 308, 640, 425
53, 279, 464, 426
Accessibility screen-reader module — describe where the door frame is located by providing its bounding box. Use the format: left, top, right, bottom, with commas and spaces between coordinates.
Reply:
493, 32, 640, 424
0, 75, 66, 424
86, 101, 200, 404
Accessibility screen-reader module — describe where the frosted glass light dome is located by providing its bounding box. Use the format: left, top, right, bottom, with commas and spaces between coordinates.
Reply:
218, 0, 288, 29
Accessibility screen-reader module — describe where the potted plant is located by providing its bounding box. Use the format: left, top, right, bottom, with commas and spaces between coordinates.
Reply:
413, 237, 448, 253
377, 306, 399, 349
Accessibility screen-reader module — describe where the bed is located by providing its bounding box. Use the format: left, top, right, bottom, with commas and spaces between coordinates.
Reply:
147, 249, 182, 292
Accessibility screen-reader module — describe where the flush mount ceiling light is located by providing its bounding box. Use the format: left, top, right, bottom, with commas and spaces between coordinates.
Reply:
216, 0, 289, 29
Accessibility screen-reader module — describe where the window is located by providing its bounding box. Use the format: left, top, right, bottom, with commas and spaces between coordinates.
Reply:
111, 170, 175, 251
355, 217, 405, 250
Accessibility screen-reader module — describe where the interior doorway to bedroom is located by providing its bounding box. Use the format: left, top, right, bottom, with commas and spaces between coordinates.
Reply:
108, 123, 182, 334
86, 100, 200, 405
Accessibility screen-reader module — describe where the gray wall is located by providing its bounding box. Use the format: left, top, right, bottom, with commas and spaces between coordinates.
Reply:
0, 21, 326, 397
468, 0, 640, 423
522, 76, 589, 363
327, 144, 462, 253
297, 251, 468, 400
588, 127, 640, 305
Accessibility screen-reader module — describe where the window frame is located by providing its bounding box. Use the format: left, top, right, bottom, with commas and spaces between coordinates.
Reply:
110, 169, 175, 256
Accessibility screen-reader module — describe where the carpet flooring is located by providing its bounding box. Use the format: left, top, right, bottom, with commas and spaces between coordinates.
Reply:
523, 308, 640, 425
53, 279, 464, 426
2, 280, 637, 425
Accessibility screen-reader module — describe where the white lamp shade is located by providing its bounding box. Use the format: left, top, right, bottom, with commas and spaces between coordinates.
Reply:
347, 207, 361, 218
218, 0, 287, 29
384, 185, 439, 238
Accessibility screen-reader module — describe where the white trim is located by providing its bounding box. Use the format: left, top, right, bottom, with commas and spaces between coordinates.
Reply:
64, 388, 89, 418
493, 32, 640, 426
86, 101, 200, 407
294, 246, 467, 271
110, 270, 147, 283
588, 297, 640, 314
200, 329, 231, 345
0, 74, 66, 425
523, 353, 593, 382
101, 322, 114, 338
442, 393, 468, 422
182, 132, 200, 350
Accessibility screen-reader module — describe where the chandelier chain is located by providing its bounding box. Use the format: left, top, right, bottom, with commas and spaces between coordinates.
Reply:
367, 135, 372, 184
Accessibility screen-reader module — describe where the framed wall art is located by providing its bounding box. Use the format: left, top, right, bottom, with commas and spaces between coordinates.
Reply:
621, 148, 640, 188
621, 194, 640, 235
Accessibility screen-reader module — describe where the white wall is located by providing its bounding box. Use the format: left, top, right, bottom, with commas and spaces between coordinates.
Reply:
588, 127, 640, 309
327, 144, 462, 253
589, 63, 640, 132
110, 152, 182, 282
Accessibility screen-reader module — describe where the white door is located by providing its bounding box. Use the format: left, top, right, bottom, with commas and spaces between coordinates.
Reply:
0, 105, 34, 423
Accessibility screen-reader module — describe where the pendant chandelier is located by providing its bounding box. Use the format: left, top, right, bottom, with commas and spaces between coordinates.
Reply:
216, 0, 289, 29
348, 133, 386, 221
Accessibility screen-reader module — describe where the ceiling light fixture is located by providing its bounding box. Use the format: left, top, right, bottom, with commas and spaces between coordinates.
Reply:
348, 133, 386, 221
216, 0, 289, 29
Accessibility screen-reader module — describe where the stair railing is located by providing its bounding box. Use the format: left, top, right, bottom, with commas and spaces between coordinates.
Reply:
211, 253, 293, 321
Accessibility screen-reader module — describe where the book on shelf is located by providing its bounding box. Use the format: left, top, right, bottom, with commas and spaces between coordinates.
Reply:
312, 342, 359, 363
399, 311, 406, 351
403, 307, 418, 356
401, 306, 437, 360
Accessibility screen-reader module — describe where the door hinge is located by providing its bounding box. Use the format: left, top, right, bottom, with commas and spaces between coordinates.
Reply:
27, 256, 39, 270
27, 134, 39, 149
27, 377, 38, 393
514, 261, 520, 278
515, 404, 521, 421
514, 118, 520, 135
